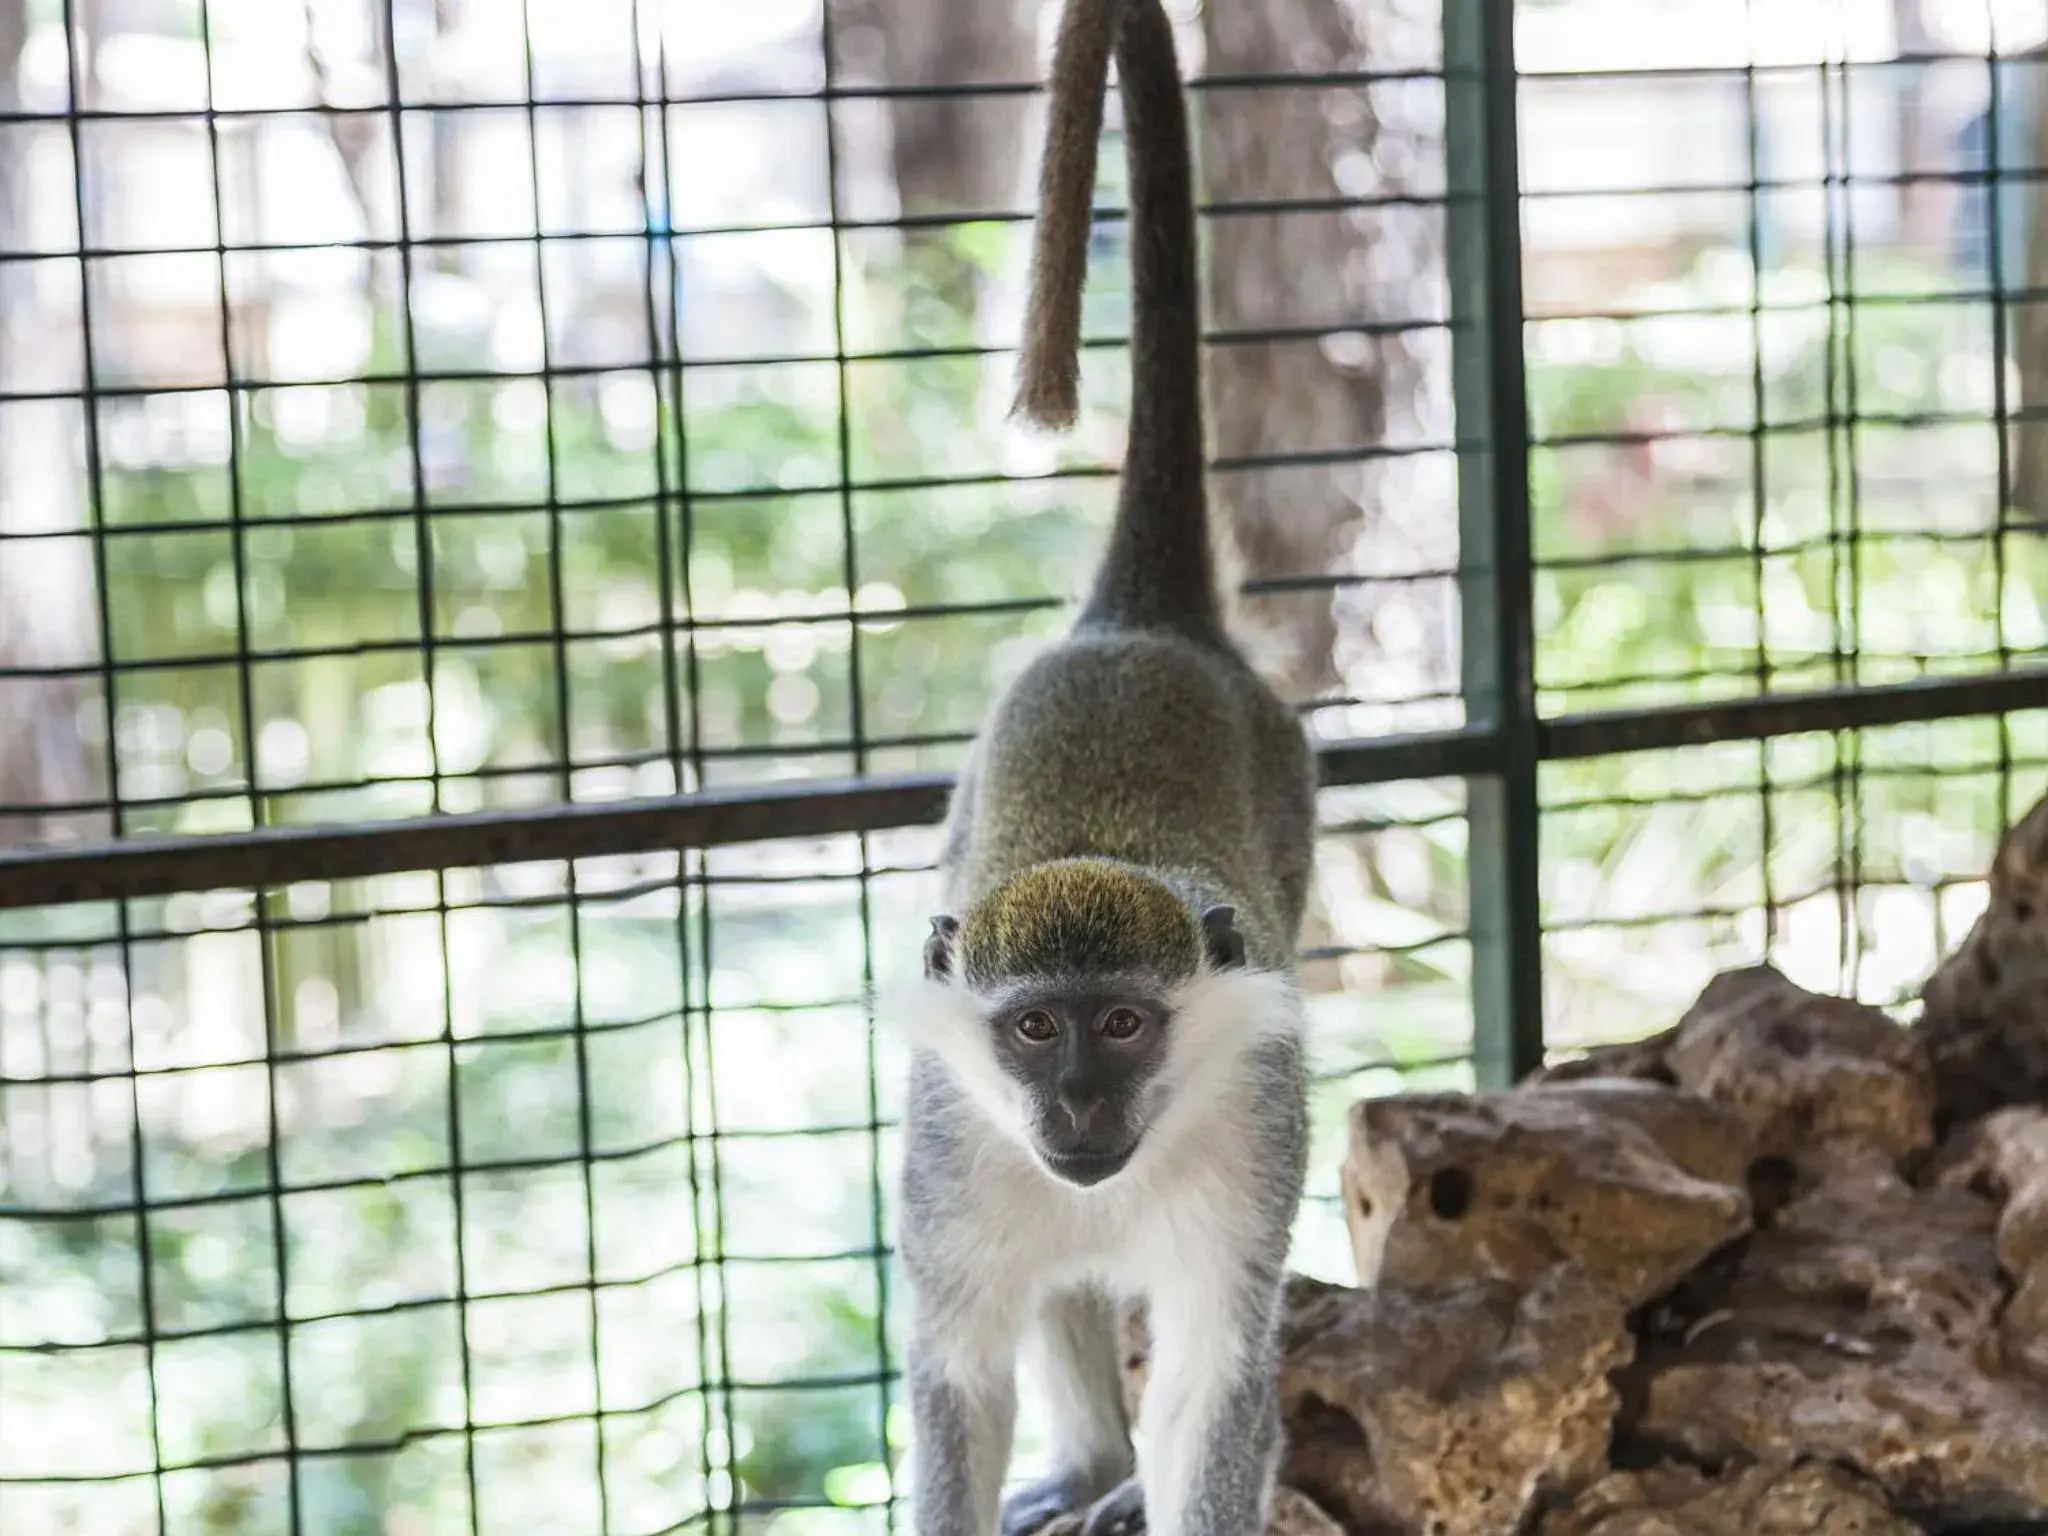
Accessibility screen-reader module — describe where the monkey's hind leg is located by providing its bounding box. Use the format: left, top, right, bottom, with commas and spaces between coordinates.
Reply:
998, 1287, 1136, 1536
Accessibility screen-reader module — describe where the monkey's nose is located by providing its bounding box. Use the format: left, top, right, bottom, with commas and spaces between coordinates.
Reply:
1056, 1091, 1096, 1131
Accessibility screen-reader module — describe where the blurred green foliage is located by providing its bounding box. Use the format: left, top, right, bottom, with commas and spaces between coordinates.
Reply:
7, 208, 2048, 1534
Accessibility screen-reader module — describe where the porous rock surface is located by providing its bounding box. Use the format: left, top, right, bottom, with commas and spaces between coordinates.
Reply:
1931, 1106, 2048, 1381
1013, 797, 2048, 1536
1536, 964, 1937, 1171
1278, 1268, 1630, 1536
1628, 1150, 2048, 1526
1916, 797, 2048, 1129
1112, 1268, 1631, 1536
1343, 1080, 1752, 1307
1538, 1461, 1918, 1536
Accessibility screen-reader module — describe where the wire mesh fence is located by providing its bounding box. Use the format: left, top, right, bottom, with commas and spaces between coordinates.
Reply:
2, 0, 2046, 1532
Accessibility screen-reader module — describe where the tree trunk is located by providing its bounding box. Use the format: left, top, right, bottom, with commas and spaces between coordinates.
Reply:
829, 0, 1036, 328
0, 0, 104, 846
0, 0, 22, 223
1889, 0, 1936, 252
840, 0, 1034, 216
431, 0, 461, 270
2015, 46, 2048, 521
303, 0, 387, 238
1198, 0, 1446, 998
1198, 0, 1447, 710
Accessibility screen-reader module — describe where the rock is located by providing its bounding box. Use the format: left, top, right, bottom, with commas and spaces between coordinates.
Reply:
1933, 1107, 2048, 1381
1073, 900, 2048, 1536
1536, 1035, 1671, 1089
1278, 1270, 1630, 1536
1536, 965, 1936, 1171
1629, 1154, 2048, 1527
1114, 1271, 1629, 1536
1539, 1461, 1921, 1536
1554, 1078, 1756, 1188
1916, 796, 2048, 1129
2006, 1269, 2048, 1390
1343, 1081, 1751, 1307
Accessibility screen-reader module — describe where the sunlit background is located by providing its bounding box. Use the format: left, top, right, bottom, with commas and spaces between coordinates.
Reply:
2, 0, 2046, 1531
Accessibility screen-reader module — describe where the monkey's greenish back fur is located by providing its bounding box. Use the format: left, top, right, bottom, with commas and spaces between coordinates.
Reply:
945, 629, 1314, 975
942, 0, 1315, 983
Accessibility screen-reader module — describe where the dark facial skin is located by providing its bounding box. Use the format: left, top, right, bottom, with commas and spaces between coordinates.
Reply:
988, 981, 1171, 1187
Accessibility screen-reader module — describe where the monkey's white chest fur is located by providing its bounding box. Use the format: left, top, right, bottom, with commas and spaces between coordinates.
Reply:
960, 1100, 1277, 1302
898, 965, 1304, 1308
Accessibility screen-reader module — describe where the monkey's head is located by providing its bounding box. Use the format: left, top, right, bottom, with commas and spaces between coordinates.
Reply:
917, 858, 1248, 1188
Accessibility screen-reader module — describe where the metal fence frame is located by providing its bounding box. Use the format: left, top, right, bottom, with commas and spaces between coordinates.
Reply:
6, 1, 2046, 1088
8, 2, 2048, 1532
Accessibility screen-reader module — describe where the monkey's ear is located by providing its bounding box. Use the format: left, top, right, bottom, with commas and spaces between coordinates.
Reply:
1200, 905, 1246, 971
924, 916, 962, 981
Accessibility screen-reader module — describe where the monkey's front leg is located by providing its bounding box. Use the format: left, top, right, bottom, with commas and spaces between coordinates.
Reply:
999, 1287, 1135, 1536
1127, 1271, 1285, 1536
909, 1312, 1020, 1536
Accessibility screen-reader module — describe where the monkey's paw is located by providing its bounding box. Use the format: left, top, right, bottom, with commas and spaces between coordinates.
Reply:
1080, 1477, 1145, 1536
1000, 1470, 1131, 1536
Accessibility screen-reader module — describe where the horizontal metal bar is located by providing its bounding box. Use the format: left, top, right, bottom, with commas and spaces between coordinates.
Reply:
0, 726, 1476, 908
1538, 666, 2048, 759
1318, 726, 1501, 786
4, 668, 2045, 911
0, 773, 953, 909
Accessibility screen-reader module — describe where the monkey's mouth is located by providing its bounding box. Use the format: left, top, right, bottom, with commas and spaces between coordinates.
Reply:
1041, 1146, 1135, 1188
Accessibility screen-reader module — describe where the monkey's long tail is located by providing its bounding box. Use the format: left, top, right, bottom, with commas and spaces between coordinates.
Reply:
1011, 0, 1120, 432
1015, 0, 1217, 637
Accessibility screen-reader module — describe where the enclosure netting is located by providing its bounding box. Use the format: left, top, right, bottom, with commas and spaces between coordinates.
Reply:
1, 0, 2045, 1532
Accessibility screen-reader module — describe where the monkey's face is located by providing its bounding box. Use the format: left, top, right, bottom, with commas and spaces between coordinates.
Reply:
984, 981, 1171, 1186
908, 861, 1255, 1188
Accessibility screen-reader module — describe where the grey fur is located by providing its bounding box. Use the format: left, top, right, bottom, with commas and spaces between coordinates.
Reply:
898, 1, 1315, 1534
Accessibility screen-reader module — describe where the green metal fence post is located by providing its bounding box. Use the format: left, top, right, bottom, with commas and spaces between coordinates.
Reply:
1444, 0, 1544, 1085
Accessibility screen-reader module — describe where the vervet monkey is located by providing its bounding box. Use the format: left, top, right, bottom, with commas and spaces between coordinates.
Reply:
893, 0, 1317, 1533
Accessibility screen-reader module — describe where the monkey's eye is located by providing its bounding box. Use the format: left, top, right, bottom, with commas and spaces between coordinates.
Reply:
1015, 1010, 1059, 1044
1100, 1007, 1144, 1040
